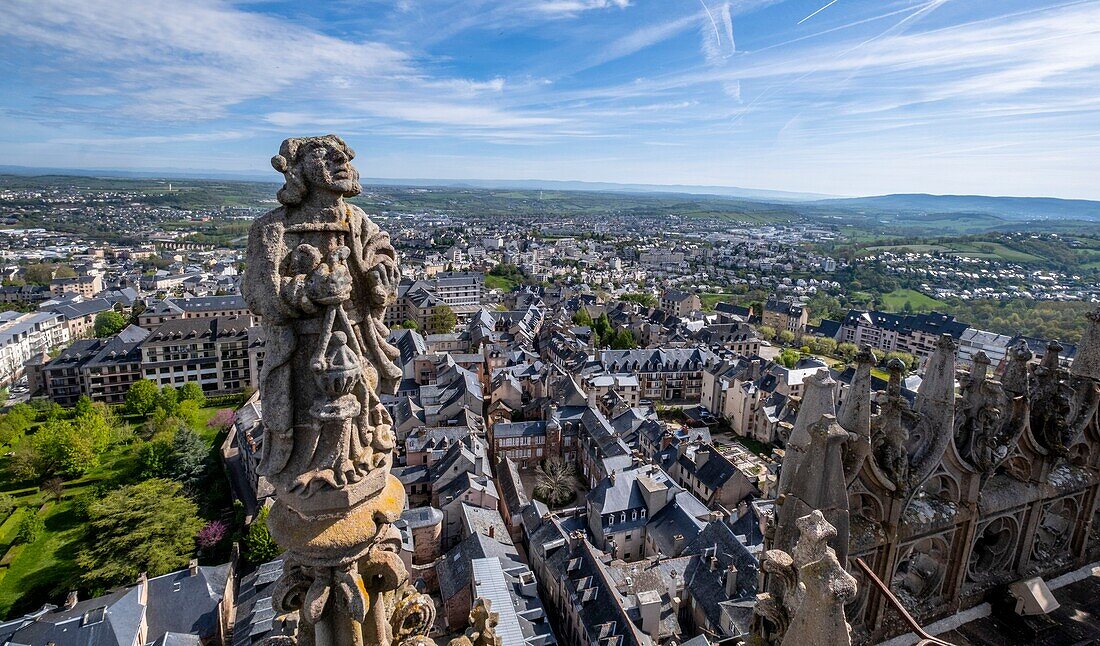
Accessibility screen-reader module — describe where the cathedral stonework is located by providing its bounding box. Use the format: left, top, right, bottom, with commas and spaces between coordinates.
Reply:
763, 313, 1100, 643
244, 135, 437, 646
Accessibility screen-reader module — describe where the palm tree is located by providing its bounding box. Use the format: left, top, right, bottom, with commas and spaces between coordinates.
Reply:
534, 458, 576, 508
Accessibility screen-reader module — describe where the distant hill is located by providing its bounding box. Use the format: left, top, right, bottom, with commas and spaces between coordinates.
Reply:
0, 166, 828, 201
814, 193, 1100, 222
361, 177, 832, 201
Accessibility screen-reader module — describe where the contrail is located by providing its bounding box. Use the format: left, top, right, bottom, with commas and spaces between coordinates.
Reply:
797, 0, 839, 24
697, 0, 722, 45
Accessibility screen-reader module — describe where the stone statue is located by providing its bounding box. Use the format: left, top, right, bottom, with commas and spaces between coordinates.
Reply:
754, 510, 858, 646
953, 351, 1027, 482
1029, 325, 1100, 456
244, 135, 430, 646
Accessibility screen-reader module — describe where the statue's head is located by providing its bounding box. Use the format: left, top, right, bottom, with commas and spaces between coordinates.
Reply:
271, 134, 362, 205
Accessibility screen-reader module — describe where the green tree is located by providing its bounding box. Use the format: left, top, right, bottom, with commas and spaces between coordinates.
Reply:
0, 493, 14, 519
77, 479, 203, 591
16, 512, 44, 544
777, 330, 796, 345
176, 400, 203, 429
758, 325, 777, 342
125, 379, 159, 416
178, 381, 206, 407
400, 320, 419, 330
138, 439, 174, 479
169, 426, 209, 489
813, 337, 838, 356
426, 304, 457, 334
93, 311, 128, 338
245, 506, 282, 564
837, 342, 859, 362
572, 308, 593, 327
32, 418, 100, 478
777, 348, 801, 369
155, 386, 180, 416
609, 328, 637, 350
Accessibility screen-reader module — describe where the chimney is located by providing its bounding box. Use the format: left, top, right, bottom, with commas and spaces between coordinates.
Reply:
636, 590, 662, 639
709, 555, 718, 572
488, 525, 495, 539
695, 445, 711, 466
65, 591, 78, 610
724, 564, 739, 596
138, 572, 149, 605
660, 431, 674, 450
189, 558, 199, 576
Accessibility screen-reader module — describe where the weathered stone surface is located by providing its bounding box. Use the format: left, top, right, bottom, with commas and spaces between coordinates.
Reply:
755, 510, 857, 646
245, 135, 429, 646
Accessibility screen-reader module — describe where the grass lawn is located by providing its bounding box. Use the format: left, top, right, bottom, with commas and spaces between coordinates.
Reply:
0, 402, 237, 618
0, 502, 82, 618
879, 289, 945, 312
484, 274, 517, 292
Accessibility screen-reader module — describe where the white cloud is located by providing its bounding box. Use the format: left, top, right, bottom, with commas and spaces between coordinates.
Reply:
529, 0, 631, 16
0, 0, 411, 121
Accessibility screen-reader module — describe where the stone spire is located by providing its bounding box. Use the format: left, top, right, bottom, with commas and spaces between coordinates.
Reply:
954, 351, 1025, 481
773, 415, 850, 565
777, 369, 836, 497
905, 334, 957, 492
839, 346, 873, 484
1071, 308, 1100, 382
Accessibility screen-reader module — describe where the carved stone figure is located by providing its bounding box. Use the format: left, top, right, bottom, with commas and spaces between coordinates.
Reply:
870, 359, 914, 495
954, 351, 1027, 481
244, 135, 430, 646
1030, 328, 1100, 456
755, 510, 857, 646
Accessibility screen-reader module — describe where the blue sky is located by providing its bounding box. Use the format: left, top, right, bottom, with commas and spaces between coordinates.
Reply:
1, 0, 1098, 198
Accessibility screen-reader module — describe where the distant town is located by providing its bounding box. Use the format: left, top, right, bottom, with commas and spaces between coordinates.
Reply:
0, 173, 1097, 645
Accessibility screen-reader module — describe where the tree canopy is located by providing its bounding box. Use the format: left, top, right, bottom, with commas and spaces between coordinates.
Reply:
93, 311, 128, 338
77, 479, 203, 591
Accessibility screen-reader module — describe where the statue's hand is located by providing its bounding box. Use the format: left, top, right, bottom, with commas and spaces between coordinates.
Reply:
306, 251, 353, 305
368, 262, 396, 309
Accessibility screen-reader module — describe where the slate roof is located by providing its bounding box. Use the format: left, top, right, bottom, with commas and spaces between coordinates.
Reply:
145, 563, 231, 643
492, 420, 547, 438
233, 559, 296, 645
542, 536, 646, 646
0, 585, 145, 646
646, 490, 709, 556
437, 532, 522, 602
681, 521, 760, 639
496, 457, 530, 519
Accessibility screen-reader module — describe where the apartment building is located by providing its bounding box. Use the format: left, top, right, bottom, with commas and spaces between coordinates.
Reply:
0, 311, 69, 388
39, 325, 148, 405
140, 316, 256, 394
139, 295, 253, 328
762, 297, 808, 334
49, 273, 103, 298
600, 348, 717, 403
660, 290, 701, 317
835, 309, 969, 359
